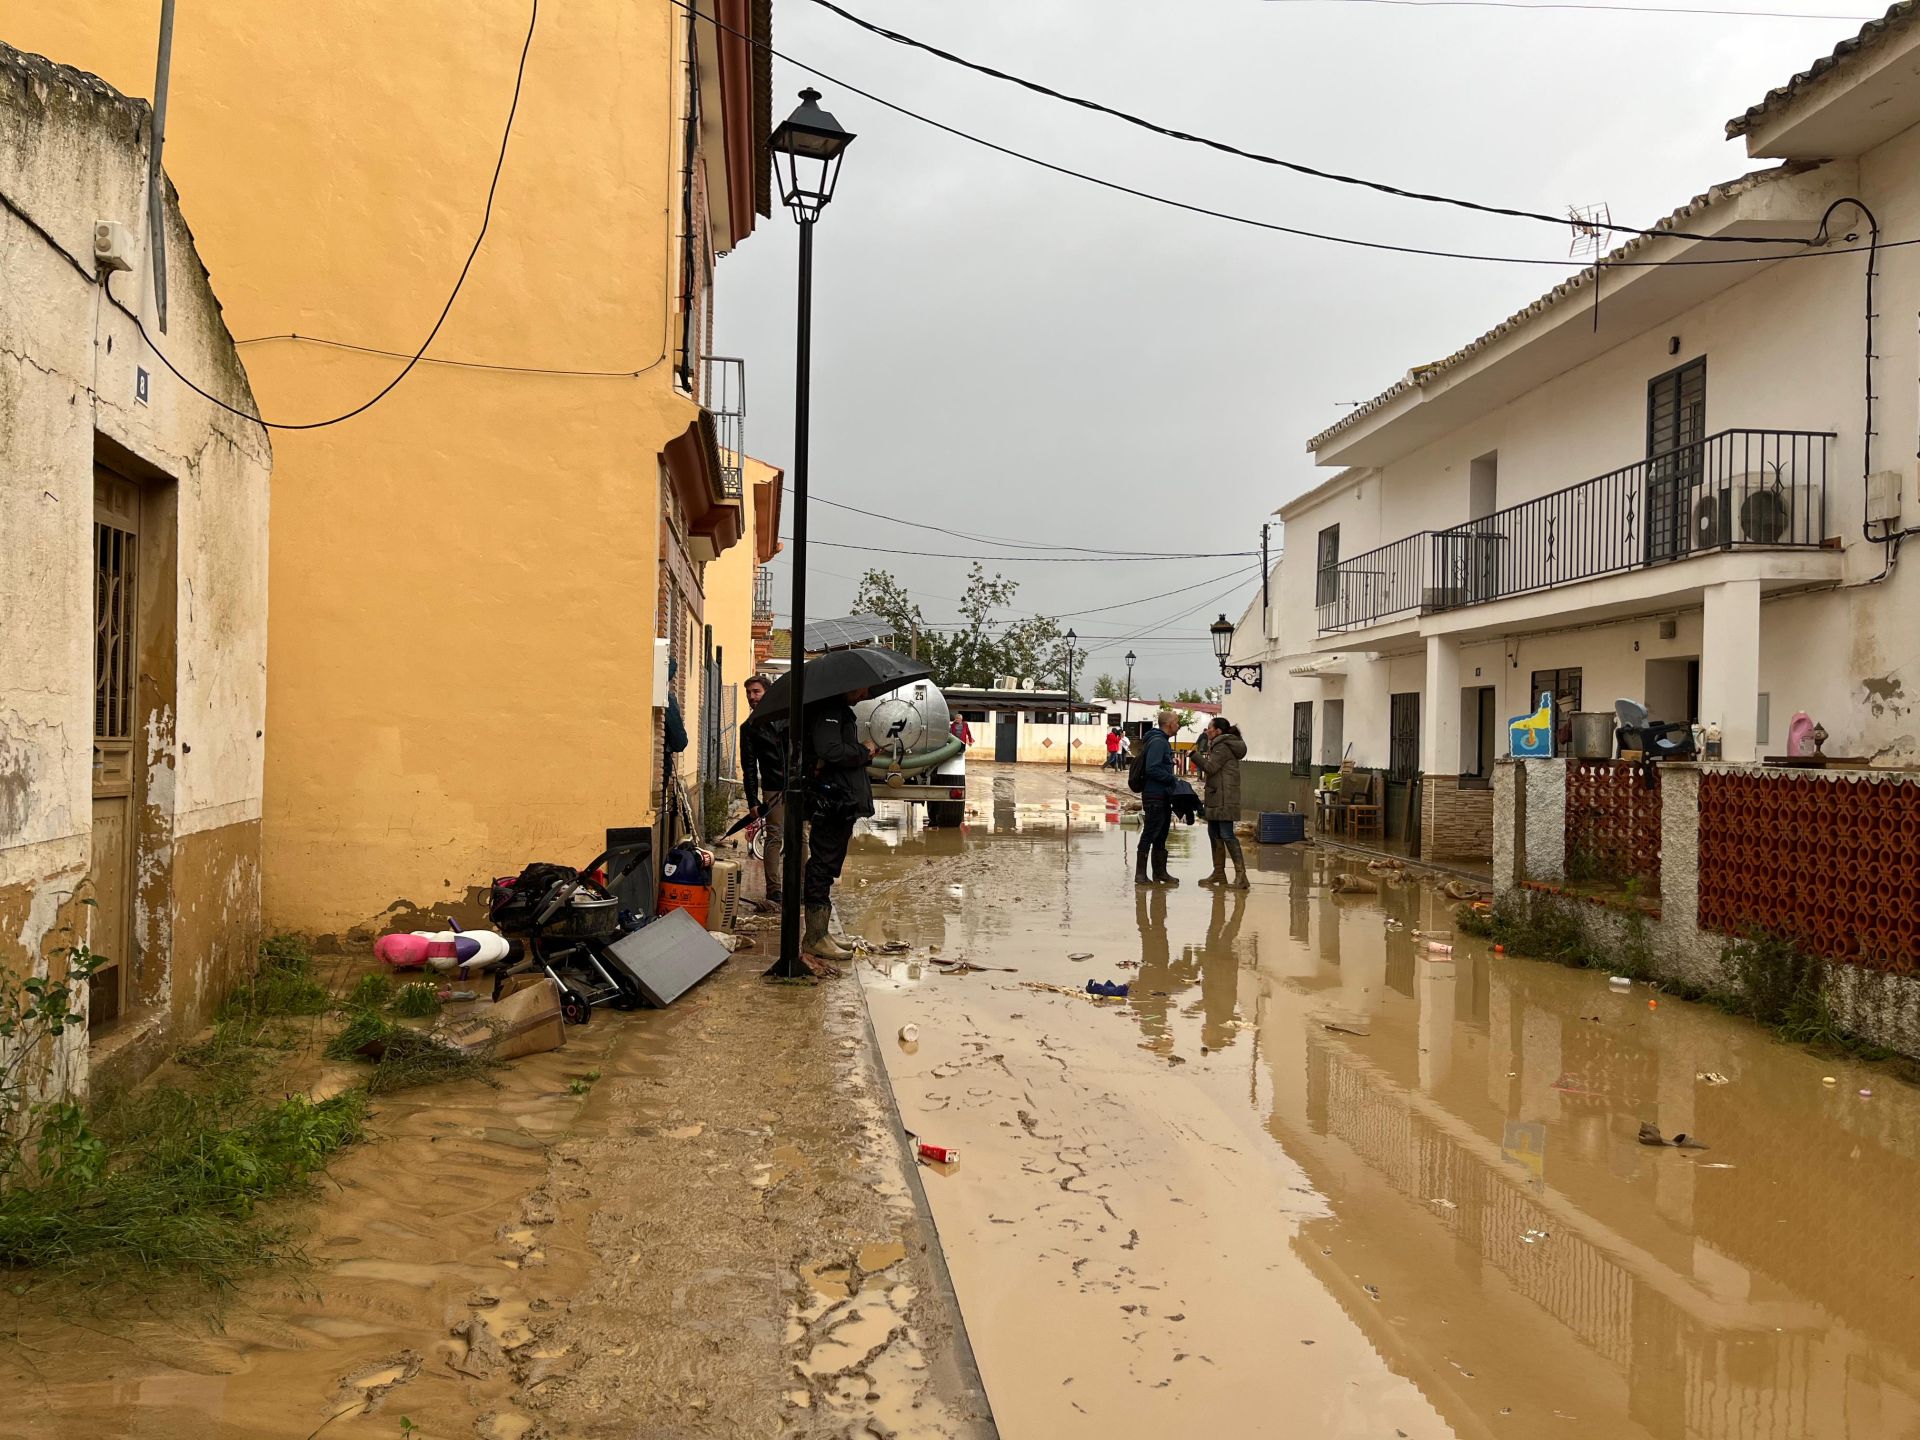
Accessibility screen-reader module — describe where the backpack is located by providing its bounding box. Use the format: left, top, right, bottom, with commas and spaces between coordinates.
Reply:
1127, 732, 1153, 793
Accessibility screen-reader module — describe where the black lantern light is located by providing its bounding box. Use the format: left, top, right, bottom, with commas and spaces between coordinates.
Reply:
769, 88, 855, 224
1210, 613, 1263, 691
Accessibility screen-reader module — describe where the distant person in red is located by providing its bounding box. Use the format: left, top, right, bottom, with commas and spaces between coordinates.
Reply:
1105, 727, 1123, 769
950, 715, 974, 746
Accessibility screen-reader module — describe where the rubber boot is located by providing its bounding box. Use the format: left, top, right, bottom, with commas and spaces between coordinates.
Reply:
804, 905, 852, 961
1135, 849, 1152, 886
1152, 845, 1179, 887
1197, 840, 1227, 888
1226, 835, 1251, 890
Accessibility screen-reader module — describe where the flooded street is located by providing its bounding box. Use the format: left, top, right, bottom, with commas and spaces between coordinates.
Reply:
851, 763, 1920, 1440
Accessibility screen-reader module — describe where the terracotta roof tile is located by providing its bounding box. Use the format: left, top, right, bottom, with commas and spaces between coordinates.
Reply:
1725, 1, 1918, 139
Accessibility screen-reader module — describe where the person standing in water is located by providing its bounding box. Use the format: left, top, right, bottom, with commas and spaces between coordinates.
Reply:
803, 686, 877, 961
1195, 716, 1250, 889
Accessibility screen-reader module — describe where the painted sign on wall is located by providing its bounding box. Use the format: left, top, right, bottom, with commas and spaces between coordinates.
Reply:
1509, 692, 1555, 759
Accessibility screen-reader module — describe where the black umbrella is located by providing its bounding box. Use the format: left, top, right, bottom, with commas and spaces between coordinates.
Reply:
746, 646, 933, 724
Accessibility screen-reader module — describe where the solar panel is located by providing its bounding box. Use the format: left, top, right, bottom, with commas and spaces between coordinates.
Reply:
803, 613, 895, 653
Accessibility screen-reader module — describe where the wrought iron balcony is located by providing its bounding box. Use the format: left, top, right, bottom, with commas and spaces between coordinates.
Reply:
1316, 429, 1834, 635
753, 565, 776, 623
701, 355, 746, 501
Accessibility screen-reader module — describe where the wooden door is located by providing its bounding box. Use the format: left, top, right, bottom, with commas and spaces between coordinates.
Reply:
89, 470, 140, 1028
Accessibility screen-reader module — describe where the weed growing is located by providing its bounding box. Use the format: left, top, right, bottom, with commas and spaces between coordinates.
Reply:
220, 933, 331, 1021
388, 982, 441, 1019
325, 1010, 498, 1095
346, 973, 395, 1010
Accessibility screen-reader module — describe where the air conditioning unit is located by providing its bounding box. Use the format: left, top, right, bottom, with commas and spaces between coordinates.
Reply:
1736, 483, 1818, 545
709, 860, 742, 931
1691, 492, 1730, 550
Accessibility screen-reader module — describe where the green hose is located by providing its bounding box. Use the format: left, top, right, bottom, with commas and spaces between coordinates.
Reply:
868, 734, 966, 780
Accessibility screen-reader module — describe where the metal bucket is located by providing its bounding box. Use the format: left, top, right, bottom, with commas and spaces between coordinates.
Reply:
1571, 712, 1615, 760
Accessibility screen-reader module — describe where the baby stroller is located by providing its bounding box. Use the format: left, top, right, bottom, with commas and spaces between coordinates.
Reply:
487, 843, 653, 1024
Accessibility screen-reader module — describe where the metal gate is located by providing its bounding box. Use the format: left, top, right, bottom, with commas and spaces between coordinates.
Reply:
1389, 692, 1421, 782
995, 715, 1019, 762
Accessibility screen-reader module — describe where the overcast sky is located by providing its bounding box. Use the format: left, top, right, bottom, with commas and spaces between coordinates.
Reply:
717, 0, 1877, 698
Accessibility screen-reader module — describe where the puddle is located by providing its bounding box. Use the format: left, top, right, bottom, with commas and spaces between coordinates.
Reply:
850, 761, 1920, 1439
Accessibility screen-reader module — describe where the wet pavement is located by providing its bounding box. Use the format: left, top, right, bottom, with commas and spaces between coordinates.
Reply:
1, 940, 992, 1439
848, 762, 1920, 1440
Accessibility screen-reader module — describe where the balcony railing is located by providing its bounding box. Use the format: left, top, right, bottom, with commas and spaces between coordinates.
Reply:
702, 355, 746, 501
753, 565, 775, 623
1316, 429, 1833, 634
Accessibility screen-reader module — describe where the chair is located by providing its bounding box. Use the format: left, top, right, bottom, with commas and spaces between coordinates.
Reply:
1346, 774, 1383, 844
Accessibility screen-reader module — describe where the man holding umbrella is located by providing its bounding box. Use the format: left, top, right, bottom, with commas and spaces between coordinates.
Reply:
746, 644, 928, 974
801, 685, 877, 961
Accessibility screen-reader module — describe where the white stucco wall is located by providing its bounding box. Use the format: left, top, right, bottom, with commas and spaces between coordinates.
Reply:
1239, 114, 1920, 780
1, 45, 271, 1097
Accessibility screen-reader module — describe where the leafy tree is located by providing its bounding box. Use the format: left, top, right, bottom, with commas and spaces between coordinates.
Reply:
1172, 686, 1221, 704
1090, 673, 1119, 699
853, 565, 1073, 692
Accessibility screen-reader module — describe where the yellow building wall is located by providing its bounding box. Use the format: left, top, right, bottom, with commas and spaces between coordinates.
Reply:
17, 2, 704, 932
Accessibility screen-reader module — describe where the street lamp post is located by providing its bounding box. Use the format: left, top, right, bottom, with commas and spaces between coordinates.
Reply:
1209, 614, 1264, 691
768, 90, 855, 980
1064, 629, 1078, 776
1123, 648, 1137, 743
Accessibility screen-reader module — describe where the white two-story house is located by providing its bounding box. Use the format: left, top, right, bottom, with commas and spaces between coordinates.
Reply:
1225, 4, 1920, 862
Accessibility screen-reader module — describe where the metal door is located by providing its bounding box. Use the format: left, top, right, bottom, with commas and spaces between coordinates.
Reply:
995, 715, 1019, 762
89, 470, 140, 1027
1645, 358, 1706, 563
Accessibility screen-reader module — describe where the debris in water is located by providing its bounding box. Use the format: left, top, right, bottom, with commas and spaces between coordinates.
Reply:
1697, 1071, 1731, 1085
1086, 979, 1130, 998
1823, 1076, 1838, 1085
1429, 1198, 1458, 1211
898, 1024, 920, 1044
1609, 976, 1633, 990
1637, 1122, 1669, 1146
1860, 1088, 1875, 1098
1068, 951, 1094, 962
1519, 1228, 1550, 1244
1672, 1133, 1708, 1149
1362, 1284, 1381, 1301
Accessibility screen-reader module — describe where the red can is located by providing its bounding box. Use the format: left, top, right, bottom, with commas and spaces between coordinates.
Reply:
916, 1141, 959, 1165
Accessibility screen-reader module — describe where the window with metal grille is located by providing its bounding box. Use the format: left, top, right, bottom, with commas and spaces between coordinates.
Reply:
1291, 702, 1313, 776
1315, 525, 1340, 607
94, 522, 135, 741
1389, 692, 1421, 781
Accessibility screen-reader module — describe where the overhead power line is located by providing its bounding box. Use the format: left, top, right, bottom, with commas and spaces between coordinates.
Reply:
1266, 0, 1875, 17
234, 331, 667, 379
675, 0, 1912, 271
104, 0, 540, 430
785, 537, 1257, 562
806, 0, 1806, 248
805, 488, 1241, 558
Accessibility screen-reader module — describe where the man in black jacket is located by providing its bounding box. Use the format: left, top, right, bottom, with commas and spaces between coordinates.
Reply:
804, 686, 877, 961
739, 675, 788, 904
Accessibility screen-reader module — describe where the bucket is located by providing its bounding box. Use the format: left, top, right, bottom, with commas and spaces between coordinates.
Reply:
658, 882, 711, 929
1571, 712, 1615, 760
1259, 811, 1307, 844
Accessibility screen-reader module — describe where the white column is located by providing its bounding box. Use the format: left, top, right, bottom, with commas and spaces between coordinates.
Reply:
1701, 579, 1761, 763
1422, 633, 1462, 777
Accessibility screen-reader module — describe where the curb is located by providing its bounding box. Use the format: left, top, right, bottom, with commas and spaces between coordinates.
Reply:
856, 981, 1001, 1437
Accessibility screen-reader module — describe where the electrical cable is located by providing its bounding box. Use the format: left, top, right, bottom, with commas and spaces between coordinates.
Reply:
786, 537, 1257, 561
675, 0, 1920, 272
105, 0, 540, 430
804, 489, 1248, 558
233, 331, 667, 379
807, 0, 1812, 248
1264, 0, 1875, 16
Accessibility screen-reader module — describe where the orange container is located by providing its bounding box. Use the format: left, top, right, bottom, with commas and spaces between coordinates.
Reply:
658, 882, 711, 929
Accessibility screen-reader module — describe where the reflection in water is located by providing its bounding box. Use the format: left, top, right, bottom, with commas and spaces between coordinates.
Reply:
854, 766, 1920, 1439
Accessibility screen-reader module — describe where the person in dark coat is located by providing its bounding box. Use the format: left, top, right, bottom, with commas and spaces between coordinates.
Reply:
803, 686, 877, 960
1136, 709, 1181, 887
740, 674, 789, 904
1195, 717, 1250, 889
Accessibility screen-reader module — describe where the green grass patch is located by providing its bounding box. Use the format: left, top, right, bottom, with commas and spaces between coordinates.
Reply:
325, 1010, 498, 1095
219, 933, 332, 1021
388, 982, 441, 1018
0, 1089, 366, 1277
345, 973, 395, 1009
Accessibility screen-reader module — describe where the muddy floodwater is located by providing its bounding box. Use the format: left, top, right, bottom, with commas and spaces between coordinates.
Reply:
850, 763, 1920, 1440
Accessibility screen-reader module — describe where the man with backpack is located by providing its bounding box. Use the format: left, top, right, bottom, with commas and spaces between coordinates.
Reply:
1128, 709, 1181, 887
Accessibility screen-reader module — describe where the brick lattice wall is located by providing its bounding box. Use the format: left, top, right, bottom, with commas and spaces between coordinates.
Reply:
1699, 769, 1920, 969
1566, 760, 1663, 891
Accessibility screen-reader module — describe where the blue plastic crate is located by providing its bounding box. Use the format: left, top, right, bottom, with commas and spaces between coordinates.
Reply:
1258, 811, 1306, 844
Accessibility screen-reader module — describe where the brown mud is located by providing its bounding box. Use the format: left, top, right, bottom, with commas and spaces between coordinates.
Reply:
2, 938, 992, 1439
845, 762, 1920, 1439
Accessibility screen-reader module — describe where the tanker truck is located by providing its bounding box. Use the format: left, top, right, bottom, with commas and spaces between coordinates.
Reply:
852, 678, 969, 828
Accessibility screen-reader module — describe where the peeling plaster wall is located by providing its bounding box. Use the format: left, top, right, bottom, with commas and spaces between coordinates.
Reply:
0, 44, 270, 1100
